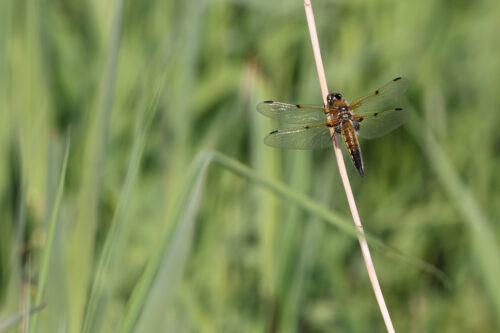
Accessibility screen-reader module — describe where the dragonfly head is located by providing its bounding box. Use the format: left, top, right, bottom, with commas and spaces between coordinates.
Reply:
326, 92, 344, 107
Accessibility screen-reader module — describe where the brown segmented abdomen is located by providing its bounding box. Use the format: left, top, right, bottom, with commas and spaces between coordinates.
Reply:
341, 120, 365, 177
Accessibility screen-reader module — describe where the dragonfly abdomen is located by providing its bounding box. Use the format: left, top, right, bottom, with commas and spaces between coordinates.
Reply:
341, 120, 365, 177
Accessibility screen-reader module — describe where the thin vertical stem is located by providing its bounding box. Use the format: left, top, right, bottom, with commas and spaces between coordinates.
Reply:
303, 1, 395, 332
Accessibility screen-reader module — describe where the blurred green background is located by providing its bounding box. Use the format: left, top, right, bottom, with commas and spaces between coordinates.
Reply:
1, 0, 500, 332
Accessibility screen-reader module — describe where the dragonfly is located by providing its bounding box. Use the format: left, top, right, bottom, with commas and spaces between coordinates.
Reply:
257, 77, 409, 177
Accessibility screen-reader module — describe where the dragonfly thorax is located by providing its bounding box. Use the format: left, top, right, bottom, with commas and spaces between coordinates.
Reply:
340, 112, 351, 120
337, 104, 352, 121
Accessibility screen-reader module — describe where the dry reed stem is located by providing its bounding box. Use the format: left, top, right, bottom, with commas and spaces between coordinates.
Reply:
303, 1, 395, 332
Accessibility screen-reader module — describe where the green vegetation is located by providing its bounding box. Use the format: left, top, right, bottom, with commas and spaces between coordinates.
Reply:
1, 0, 499, 332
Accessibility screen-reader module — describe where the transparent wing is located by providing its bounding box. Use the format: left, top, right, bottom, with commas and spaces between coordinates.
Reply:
257, 101, 328, 124
354, 108, 409, 139
264, 123, 336, 149
350, 77, 409, 116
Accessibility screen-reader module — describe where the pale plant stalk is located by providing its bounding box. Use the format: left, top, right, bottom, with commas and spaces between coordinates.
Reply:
303, 1, 395, 332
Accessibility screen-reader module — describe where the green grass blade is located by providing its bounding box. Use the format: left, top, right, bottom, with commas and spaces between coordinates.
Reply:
118, 151, 212, 333
133, 165, 206, 332
119, 150, 446, 331
81, 80, 162, 333
65, 0, 125, 330
29, 138, 70, 333
214, 151, 449, 286
0, 304, 46, 333
210, 151, 353, 234
408, 113, 500, 324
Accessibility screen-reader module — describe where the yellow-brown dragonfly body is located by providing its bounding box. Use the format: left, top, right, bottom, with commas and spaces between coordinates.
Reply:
257, 77, 409, 176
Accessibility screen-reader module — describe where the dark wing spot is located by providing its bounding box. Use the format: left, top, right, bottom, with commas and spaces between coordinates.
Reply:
395, 107, 403, 111
296, 104, 301, 108
374, 113, 379, 116
264, 101, 274, 104
304, 125, 310, 129
393, 77, 402, 81
269, 130, 279, 134
358, 118, 364, 122
375, 90, 379, 95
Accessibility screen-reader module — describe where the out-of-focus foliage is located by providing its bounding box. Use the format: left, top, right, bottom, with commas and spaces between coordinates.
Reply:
1, 0, 499, 332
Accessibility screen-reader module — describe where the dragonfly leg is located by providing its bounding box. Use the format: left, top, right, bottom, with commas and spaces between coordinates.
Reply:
334, 123, 342, 134
353, 120, 360, 131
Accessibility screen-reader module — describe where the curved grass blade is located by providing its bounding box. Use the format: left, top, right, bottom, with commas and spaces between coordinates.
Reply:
118, 150, 211, 333
65, 0, 125, 330
0, 304, 46, 333
29, 138, 70, 333
118, 150, 448, 332
81, 67, 163, 333
408, 111, 500, 324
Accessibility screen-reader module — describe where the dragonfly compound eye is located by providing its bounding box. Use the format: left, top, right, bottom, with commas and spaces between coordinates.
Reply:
327, 93, 335, 103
